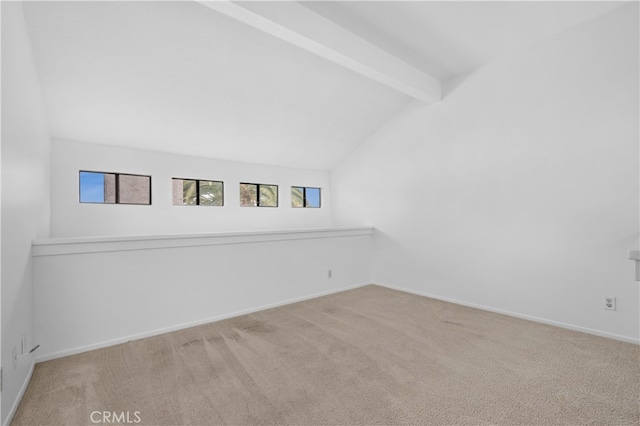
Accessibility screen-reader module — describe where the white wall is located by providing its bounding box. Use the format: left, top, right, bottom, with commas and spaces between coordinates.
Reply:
52, 139, 332, 238
1, 2, 52, 423
33, 229, 372, 360
332, 4, 639, 342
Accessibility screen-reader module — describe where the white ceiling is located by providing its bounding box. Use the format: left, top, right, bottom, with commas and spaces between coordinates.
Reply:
22, 1, 410, 171
303, 1, 626, 80
22, 1, 626, 171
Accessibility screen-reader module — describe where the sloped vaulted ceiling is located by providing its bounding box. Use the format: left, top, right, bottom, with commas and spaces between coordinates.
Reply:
22, 1, 411, 170
22, 1, 627, 170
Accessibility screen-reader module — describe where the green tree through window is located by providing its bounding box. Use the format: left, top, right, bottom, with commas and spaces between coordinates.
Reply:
240, 183, 278, 207
173, 178, 223, 206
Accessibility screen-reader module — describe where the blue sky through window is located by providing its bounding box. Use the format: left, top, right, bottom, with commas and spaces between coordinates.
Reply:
80, 172, 105, 203
306, 188, 320, 207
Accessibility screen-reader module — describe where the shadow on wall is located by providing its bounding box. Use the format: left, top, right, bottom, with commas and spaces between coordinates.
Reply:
371, 228, 441, 289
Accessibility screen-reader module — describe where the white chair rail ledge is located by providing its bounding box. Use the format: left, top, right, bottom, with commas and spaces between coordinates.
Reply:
32, 226, 374, 256
629, 239, 640, 282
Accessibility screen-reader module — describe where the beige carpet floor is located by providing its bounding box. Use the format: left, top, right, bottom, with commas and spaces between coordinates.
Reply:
12, 285, 639, 425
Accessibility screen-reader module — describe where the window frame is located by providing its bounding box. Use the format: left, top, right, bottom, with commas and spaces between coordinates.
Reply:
79, 170, 152, 205
291, 186, 321, 208
240, 182, 279, 207
172, 177, 224, 206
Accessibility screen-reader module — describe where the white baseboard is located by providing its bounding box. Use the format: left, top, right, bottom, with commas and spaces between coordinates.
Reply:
3, 359, 35, 426
36, 280, 636, 364
35, 282, 371, 362
376, 283, 640, 345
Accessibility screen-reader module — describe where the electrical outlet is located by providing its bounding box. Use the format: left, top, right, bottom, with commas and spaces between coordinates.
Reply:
328, 269, 332, 278
11, 346, 17, 369
604, 296, 616, 311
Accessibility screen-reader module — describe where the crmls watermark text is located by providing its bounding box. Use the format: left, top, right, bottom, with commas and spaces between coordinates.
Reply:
90, 411, 141, 424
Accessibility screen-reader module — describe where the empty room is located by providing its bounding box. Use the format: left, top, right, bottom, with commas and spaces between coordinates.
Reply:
2, 0, 639, 425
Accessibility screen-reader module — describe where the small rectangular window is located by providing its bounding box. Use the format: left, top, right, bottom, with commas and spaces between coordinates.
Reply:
119, 174, 151, 205
172, 178, 223, 206
240, 183, 278, 207
79, 171, 151, 205
292, 186, 321, 208
291, 187, 303, 208
240, 183, 258, 206
199, 180, 224, 206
